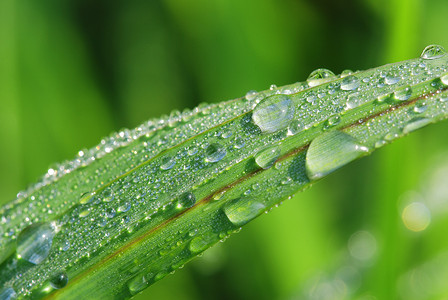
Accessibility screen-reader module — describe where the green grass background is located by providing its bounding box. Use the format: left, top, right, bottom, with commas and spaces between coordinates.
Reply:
1, 0, 448, 299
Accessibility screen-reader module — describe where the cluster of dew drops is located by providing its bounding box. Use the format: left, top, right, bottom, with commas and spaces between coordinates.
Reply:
2, 45, 448, 299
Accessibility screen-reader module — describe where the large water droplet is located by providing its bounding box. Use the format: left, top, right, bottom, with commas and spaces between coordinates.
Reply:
306, 131, 368, 180
177, 192, 196, 209
340, 75, 360, 91
252, 94, 295, 133
403, 118, 431, 134
160, 156, 176, 170
440, 73, 448, 85
420, 44, 447, 60
307, 68, 335, 87
393, 85, 412, 101
205, 143, 227, 163
17, 222, 56, 264
50, 271, 69, 289
255, 146, 281, 169
0, 287, 16, 300
223, 197, 266, 226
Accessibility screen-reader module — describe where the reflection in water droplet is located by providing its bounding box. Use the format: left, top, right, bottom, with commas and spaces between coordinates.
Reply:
403, 118, 431, 134
394, 85, 412, 101
402, 202, 431, 232
307, 68, 336, 87
177, 192, 196, 209
255, 146, 281, 169
348, 231, 377, 261
252, 94, 295, 133
50, 272, 69, 289
0, 287, 16, 300
223, 197, 266, 226
306, 131, 368, 180
17, 222, 56, 264
205, 143, 227, 163
340, 75, 360, 91
160, 156, 176, 170
420, 44, 447, 60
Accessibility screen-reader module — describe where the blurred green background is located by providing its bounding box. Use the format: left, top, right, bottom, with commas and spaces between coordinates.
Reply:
1, 0, 448, 299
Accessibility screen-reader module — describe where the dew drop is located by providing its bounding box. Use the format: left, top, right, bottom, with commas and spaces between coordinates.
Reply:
50, 271, 69, 289
102, 189, 115, 202
128, 275, 148, 295
393, 85, 412, 101
252, 94, 295, 133
255, 146, 281, 169
346, 92, 361, 109
440, 73, 448, 85
0, 287, 16, 300
160, 156, 176, 170
16, 222, 56, 264
420, 44, 446, 60
118, 202, 131, 213
177, 192, 196, 209
307, 68, 336, 87
223, 197, 266, 226
340, 75, 360, 91
234, 137, 245, 149
413, 103, 427, 114
205, 143, 227, 163
403, 118, 431, 134
385, 72, 401, 85
306, 131, 368, 180
189, 234, 215, 253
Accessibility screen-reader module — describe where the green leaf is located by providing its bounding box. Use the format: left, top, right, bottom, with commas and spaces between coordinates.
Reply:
1, 45, 448, 299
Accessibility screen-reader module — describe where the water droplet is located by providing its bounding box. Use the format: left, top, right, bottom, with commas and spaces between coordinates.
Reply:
269, 84, 277, 90
50, 271, 68, 289
420, 44, 446, 60
102, 189, 115, 202
252, 94, 295, 133
307, 68, 335, 87
402, 202, 431, 232
385, 72, 401, 85
306, 131, 368, 180
128, 275, 148, 295
340, 75, 360, 91
245, 90, 258, 101
234, 137, 245, 149
346, 92, 361, 109
393, 85, 412, 101
0, 287, 16, 300
223, 197, 266, 226
79, 209, 90, 218
254, 146, 281, 169
17, 222, 56, 264
440, 73, 448, 85
340, 69, 353, 78
348, 231, 377, 261
118, 202, 131, 213
287, 120, 303, 136
189, 234, 215, 253
403, 118, 431, 134
413, 103, 427, 114
177, 192, 196, 209
160, 156, 176, 170
205, 143, 227, 163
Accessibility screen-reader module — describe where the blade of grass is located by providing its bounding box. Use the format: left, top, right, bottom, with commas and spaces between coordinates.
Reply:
1, 46, 448, 299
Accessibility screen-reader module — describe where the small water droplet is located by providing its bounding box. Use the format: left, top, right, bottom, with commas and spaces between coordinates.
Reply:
0, 287, 16, 300
205, 143, 227, 163
403, 118, 431, 134
324, 115, 341, 129
307, 68, 335, 87
420, 44, 446, 60
234, 137, 245, 149
385, 72, 401, 85
50, 271, 69, 289
340, 69, 353, 78
281, 177, 292, 185
79, 209, 90, 218
287, 120, 303, 136
269, 84, 277, 90
118, 202, 131, 213
189, 234, 215, 253
160, 156, 176, 170
340, 75, 360, 91
394, 85, 412, 101
245, 90, 258, 101
306, 131, 368, 180
17, 222, 56, 264
223, 197, 266, 226
102, 189, 115, 202
255, 146, 281, 169
413, 103, 427, 114
177, 192, 196, 209
128, 275, 148, 295
252, 94, 295, 133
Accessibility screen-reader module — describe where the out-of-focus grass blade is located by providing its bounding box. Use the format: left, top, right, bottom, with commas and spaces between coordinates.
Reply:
1, 45, 448, 299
